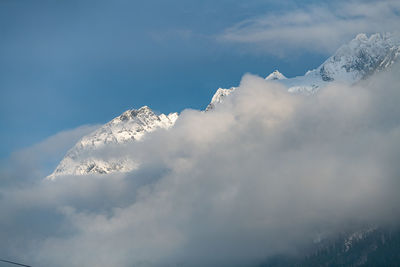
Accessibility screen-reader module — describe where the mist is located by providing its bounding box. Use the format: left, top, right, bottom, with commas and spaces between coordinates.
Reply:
1, 64, 400, 266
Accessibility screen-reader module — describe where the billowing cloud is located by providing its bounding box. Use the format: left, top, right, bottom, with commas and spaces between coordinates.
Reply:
219, 0, 400, 55
1, 64, 400, 266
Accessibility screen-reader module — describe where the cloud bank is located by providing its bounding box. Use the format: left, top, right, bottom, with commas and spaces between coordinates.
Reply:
219, 0, 400, 55
1, 64, 400, 266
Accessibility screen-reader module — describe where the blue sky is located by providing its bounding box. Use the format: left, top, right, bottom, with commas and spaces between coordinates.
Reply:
1, 1, 400, 265
1, 0, 399, 158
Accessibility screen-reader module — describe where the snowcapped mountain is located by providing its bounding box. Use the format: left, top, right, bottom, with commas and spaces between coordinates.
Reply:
49, 33, 400, 179
281, 33, 400, 93
265, 70, 287, 80
205, 70, 287, 112
205, 87, 236, 111
47, 106, 178, 179
208, 33, 399, 109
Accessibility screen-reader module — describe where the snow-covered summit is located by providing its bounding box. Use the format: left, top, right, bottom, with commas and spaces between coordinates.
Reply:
283, 33, 400, 93
206, 87, 236, 111
48, 106, 178, 179
265, 70, 287, 80
318, 33, 400, 82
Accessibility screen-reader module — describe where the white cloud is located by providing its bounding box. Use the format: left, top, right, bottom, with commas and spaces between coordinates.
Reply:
0, 124, 100, 184
1, 65, 400, 266
219, 0, 400, 55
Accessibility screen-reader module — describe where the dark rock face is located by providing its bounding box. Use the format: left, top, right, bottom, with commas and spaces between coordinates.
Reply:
319, 66, 334, 81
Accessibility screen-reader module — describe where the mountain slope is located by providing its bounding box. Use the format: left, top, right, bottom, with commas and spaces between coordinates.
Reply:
205, 87, 236, 111
261, 227, 400, 267
47, 106, 178, 179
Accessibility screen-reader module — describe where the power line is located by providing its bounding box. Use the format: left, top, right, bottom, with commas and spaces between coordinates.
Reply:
0, 259, 31, 267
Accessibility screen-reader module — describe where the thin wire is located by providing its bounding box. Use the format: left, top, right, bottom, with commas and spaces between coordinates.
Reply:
0, 259, 31, 267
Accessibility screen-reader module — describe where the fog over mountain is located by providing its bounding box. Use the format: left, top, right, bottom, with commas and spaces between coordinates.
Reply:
1, 34, 400, 266
49, 33, 400, 179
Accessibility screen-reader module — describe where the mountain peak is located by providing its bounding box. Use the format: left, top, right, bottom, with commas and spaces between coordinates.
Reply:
47, 106, 178, 179
318, 32, 400, 83
206, 87, 236, 111
265, 70, 287, 80
138, 105, 151, 112
118, 106, 155, 122
282, 32, 400, 93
